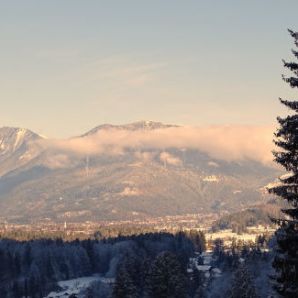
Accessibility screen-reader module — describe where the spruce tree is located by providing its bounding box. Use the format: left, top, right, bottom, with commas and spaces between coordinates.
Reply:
112, 266, 138, 298
145, 252, 187, 298
228, 263, 258, 298
190, 266, 205, 298
269, 29, 298, 297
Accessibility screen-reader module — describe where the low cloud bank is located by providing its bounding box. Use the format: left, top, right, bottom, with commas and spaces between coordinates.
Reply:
38, 125, 275, 165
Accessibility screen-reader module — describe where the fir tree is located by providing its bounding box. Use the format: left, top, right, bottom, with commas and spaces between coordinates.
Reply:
145, 252, 187, 298
112, 266, 138, 298
11, 281, 21, 298
269, 29, 298, 297
193, 286, 205, 298
24, 278, 29, 298
189, 266, 205, 298
228, 263, 258, 298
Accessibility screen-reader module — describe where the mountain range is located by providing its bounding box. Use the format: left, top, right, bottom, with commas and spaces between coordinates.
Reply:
0, 121, 280, 223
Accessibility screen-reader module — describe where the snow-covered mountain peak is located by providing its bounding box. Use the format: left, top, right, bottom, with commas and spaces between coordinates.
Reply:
0, 127, 41, 155
82, 121, 177, 137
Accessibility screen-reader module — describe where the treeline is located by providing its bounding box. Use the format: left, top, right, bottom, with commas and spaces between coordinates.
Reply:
0, 225, 160, 242
0, 230, 205, 298
0, 224, 200, 242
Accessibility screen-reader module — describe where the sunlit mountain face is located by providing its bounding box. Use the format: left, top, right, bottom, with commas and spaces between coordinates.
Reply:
0, 122, 279, 223
0, 127, 43, 177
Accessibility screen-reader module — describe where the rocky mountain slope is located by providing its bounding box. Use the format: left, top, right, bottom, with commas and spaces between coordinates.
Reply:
0, 127, 42, 177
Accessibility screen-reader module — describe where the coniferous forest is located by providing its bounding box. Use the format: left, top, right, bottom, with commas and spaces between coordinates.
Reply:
0, 230, 274, 298
0, 232, 196, 297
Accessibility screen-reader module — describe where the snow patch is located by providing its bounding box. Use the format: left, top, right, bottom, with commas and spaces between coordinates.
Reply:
13, 128, 27, 151
203, 175, 219, 182
45, 276, 114, 298
119, 187, 140, 197
208, 161, 219, 168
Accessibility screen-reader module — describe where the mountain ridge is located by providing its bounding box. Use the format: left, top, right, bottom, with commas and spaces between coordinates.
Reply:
1, 121, 177, 139
81, 120, 178, 137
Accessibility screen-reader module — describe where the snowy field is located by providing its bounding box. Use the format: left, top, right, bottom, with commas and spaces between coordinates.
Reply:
206, 225, 274, 246
45, 275, 114, 298
207, 230, 257, 242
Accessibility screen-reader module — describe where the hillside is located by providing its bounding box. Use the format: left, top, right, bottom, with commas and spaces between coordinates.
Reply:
211, 200, 285, 233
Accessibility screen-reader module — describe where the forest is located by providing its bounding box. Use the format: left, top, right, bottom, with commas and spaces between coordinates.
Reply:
0, 229, 276, 298
0, 231, 203, 297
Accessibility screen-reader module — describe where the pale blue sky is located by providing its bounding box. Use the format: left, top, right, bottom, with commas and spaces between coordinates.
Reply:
1, 1, 298, 137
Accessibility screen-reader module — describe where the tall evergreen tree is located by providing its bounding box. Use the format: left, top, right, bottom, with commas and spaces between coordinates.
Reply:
189, 266, 205, 298
228, 263, 258, 298
145, 252, 187, 298
269, 29, 298, 297
112, 266, 138, 298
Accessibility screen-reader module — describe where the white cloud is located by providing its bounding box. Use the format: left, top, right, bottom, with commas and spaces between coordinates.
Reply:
36, 125, 275, 166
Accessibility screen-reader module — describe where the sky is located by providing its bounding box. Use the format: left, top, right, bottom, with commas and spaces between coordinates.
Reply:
1, 1, 298, 137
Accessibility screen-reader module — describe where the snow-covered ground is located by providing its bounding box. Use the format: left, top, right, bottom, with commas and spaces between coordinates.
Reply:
207, 230, 257, 242
45, 275, 114, 298
206, 225, 274, 246
188, 251, 222, 280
